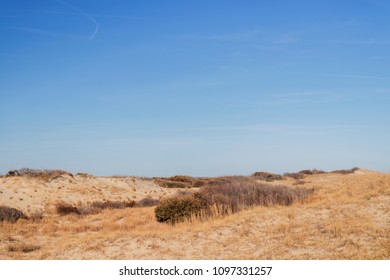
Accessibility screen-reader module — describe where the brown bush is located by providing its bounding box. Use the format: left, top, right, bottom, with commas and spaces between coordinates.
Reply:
56, 203, 80, 215
8, 244, 41, 253
155, 181, 314, 224
154, 179, 192, 188
0, 206, 28, 222
331, 167, 360, 174
136, 197, 160, 207
298, 169, 326, 175
76, 172, 95, 178
90, 200, 136, 210
193, 180, 207, 188
284, 172, 306, 180
252, 172, 283, 182
167, 175, 196, 184
7, 168, 73, 182
201, 182, 312, 213
155, 193, 208, 224
154, 175, 211, 189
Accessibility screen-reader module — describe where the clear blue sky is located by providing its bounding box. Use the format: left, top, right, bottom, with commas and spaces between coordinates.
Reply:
1, 0, 389, 176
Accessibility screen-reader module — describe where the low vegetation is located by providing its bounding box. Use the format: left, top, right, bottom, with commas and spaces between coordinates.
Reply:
0, 206, 28, 222
154, 175, 202, 188
6, 168, 73, 182
331, 167, 360, 175
284, 168, 360, 179
154, 193, 208, 224
56, 198, 160, 216
155, 181, 313, 224
252, 171, 283, 181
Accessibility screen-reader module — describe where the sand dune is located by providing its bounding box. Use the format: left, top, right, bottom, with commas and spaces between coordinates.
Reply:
0, 168, 389, 259
0, 173, 179, 214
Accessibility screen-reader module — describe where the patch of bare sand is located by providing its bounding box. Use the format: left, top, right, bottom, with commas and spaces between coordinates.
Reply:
0, 174, 178, 214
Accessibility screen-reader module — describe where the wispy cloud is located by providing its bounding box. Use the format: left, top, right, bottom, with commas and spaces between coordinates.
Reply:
192, 123, 369, 134
40, 10, 153, 21
183, 29, 261, 42
12, 27, 80, 38
12, 1, 100, 40
322, 74, 389, 80
55, 0, 99, 40
324, 39, 390, 45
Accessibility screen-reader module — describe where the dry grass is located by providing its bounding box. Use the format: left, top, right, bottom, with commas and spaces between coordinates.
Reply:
0, 169, 389, 260
252, 172, 283, 181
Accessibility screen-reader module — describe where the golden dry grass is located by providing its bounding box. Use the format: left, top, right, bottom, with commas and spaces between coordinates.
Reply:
0, 169, 389, 259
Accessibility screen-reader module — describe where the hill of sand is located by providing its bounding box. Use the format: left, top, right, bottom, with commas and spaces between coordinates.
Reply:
0, 168, 389, 259
0, 174, 180, 215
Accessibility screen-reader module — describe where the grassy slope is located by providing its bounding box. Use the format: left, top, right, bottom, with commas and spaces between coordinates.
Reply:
0, 169, 389, 259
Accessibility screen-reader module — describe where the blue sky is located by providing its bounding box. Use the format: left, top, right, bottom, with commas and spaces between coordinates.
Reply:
1, 0, 389, 176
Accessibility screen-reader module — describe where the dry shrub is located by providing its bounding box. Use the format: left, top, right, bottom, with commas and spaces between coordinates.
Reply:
155, 181, 314, 224
0, 206, 28, 222
56, 199, 153, 216
154, 179, 192, 188
136, 197, 160, 207
284, 172, 306, 180
193, 180, 207, 188
76, 172, 95, 178
201, 182, 312, 213
154, 175, 210, 189
206, 176, 255, 186
6, 168, 73, 182
56, 203, 80, 215
331, 167, 359, 174
155, 193, 208, 224
167, 175, 196, 184
90, 200, 136, 210
298, 169, 326, 175
252, 172, 283, 182
8, 244, 41, 253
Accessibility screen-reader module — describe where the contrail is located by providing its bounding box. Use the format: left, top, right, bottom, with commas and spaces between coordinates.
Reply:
55, 0, 99, 39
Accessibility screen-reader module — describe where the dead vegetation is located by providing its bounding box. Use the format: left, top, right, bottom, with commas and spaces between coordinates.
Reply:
0, 206, 28, 222
6, 168, 73, 182
252, 172, 283, 181
55, 198, 160, 216
153, 175, 201, 188
0, 168, 388, 260
155, 181, 313, 224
